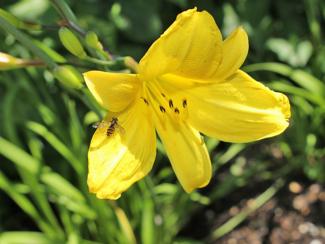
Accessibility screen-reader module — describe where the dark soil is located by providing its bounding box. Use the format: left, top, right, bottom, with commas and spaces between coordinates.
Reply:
182, 180, 325, 244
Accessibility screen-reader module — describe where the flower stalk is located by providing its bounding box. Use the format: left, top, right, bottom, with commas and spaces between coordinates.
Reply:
0, 17, 57, 69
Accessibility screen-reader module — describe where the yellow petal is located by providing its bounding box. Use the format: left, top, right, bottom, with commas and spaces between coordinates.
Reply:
83, 71, 140, 112
185, 71, 290, 142
153, 112, 211, 192
88, 98, 156, 199
215, 27, 249, 80
139, 8, 223, 81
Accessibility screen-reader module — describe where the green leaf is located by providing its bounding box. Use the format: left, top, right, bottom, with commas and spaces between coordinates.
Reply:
0, 172, 55, 235
269, 81, 325, 107
0, 16, 56, 69
26, 121, 83, 174
41, 171, 85, 202
141, 198, 155, 244
243, 62, 325, 96
0, 232, 58, 244
217, 144, 246, 166
210, 180, 285, 240
0, 136, 39, 174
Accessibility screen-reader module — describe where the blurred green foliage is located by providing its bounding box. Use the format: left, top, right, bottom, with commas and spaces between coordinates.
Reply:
0, 0, 324, 243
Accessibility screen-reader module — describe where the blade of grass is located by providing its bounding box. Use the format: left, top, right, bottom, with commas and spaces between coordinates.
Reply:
63, 94, 85, 154
0, 231, 60, 244
0, 137, 91, 236
41, 170, 85, 202
209, 178, 285, 240
269, 81, 325, 106
209, 161, 269, 201
26, 121, 84, 174
138, 181, 155, 244
0, 172, 55, 237
304, 0, 322, 44
243, 62, 325, 96
2, 79, 21, 143
0, 17, 56, 69
111, 202, 137, 244
215, 144, 246, 167
0, 137, 64, 237
0, 137, 39, 174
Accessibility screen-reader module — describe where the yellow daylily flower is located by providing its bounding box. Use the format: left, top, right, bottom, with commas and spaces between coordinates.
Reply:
84, 8, 291, 200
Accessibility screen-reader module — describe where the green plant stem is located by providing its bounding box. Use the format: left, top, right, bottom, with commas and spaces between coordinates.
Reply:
110, 202, 137, 244
209, 178, 285, 240
304, 0, 322, 44
65, 87, 103, 118
21, 59, 46, 67
50, 0, 85, 35
50, 0, 116, 62
85, 57, 115, 66
0, 17, 57, 69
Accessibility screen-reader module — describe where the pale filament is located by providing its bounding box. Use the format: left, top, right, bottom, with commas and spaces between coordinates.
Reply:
144, 81, 189, 124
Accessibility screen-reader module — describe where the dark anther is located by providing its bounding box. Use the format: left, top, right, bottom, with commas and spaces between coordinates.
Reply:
182, 99, 187, 108
169, 99, 174, 108
141, 97, 149, 105
174, 108, 180, 114
159, 106, 166, 113
161, 93, 166, 97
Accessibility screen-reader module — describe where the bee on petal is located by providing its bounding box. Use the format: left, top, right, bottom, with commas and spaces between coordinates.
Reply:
92, 117, 125, 136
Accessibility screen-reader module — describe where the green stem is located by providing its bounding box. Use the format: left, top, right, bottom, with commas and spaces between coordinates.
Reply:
50, 0, 85, 35
50, 0, 115, 61
85, 57, 115, 66
81, 88, 104, 118
21, 59, 46, 67
0, 17, 57, 69
209, 178, 285, 240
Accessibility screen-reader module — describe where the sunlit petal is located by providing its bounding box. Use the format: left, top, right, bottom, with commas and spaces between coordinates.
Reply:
187, 71, 290, 142
153, 111, 211, 192
84, 71, 140, 112
159, 71, 290, 143
215, 27, 249, 80
88, 99, 156, 199
139, 8, 223, 82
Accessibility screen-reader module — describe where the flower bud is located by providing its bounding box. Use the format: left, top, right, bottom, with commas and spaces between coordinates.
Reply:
59, 27, 87, 58
124, 56, 138, 73
85, 31, 103, 50
0, 52, 24, 70
53, 65, 84, 89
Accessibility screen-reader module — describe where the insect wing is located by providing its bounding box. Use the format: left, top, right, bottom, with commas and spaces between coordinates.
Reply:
117, 124, 126, 135
92, 121, 108, 129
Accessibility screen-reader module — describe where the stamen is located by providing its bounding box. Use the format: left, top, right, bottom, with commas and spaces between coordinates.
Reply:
160, 106, 166, 113
169, 99, 174, 108
147, 82, 170, 111
182, 99, 187, 108
174, 108, 180, 114
200, 135, 205, 145
141, 97, 149, 105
